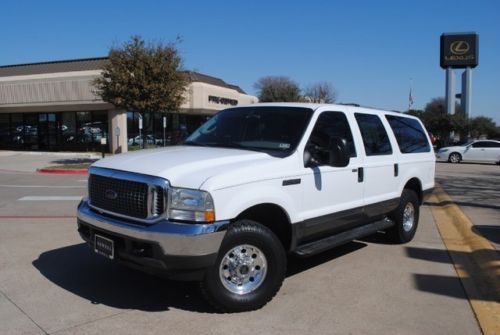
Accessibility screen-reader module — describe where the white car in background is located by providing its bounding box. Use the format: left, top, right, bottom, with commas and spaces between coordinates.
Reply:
436, 140, 500, 164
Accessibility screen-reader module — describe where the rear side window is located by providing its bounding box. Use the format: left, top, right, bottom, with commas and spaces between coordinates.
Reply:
487, 141, 500, 148
385, 115, 431, 153
355, 113, 392, 156
472, 141, 490, 148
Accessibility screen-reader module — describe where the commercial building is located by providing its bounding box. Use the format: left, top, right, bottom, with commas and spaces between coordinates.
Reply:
0, 57, 257, 153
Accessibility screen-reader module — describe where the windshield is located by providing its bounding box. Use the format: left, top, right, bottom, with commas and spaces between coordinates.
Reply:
184, 106, 313, 157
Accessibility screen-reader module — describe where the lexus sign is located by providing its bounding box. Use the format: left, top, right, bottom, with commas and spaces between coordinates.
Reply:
440, 33, 478, 69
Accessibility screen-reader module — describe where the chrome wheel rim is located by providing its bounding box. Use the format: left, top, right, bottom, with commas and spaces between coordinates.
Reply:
402, 202, 415, 232
219, 244, 267, 295
450, 154, 459, 163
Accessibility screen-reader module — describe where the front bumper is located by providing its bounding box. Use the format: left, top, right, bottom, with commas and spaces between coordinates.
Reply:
435, 152, 448, 161
77, 199, 229, 280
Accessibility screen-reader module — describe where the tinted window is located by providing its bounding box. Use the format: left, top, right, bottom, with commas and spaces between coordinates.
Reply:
487, 141, 500, 148
472, 141, 489, 148
308, 111, 356, 157
355, 113, 392, 156
386, 115, 430, 153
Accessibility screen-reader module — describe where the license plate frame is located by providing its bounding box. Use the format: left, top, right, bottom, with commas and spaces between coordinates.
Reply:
94, 234, 115, 260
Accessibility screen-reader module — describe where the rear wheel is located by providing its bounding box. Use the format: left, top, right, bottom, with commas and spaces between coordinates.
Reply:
200, 220, 286, 312
386, 189, 420, 243
448, 152, 461, 163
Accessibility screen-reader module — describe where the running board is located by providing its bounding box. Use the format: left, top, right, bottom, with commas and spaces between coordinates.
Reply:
293, 218, 394, 257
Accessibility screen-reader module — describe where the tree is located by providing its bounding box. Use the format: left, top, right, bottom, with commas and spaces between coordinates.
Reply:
470, 116, 497, 138
254, 76, 301, 102
303, 81, 337, 103
93, 36, 187, 147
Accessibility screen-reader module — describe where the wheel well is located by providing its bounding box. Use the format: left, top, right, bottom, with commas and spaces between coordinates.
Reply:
235, 204, 291, 251
404, 178, 423, 204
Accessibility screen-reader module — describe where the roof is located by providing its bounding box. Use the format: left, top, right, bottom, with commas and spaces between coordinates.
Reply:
0, 57, 246, 94
183, 71, 245, 94
241, 102, 413, 118
0, 57, 109, 76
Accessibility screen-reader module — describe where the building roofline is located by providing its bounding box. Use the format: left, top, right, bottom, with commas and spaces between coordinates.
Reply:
0, 56, 109, 69
0, 57, 247, 94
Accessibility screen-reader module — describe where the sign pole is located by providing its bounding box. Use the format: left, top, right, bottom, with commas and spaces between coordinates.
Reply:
445, 67, 455, 115
163, 116, 167, 147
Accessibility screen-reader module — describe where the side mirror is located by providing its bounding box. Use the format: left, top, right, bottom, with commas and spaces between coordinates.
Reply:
328, 137, 350, 167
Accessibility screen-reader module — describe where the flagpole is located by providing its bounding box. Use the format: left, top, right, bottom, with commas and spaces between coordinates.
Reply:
408, 78, 413, 111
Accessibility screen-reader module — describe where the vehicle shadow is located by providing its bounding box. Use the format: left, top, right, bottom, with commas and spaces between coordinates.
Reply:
32, 243, 212, 313
436, 161, 498, 167
33, 241, 366, 313
287, 241, 367, 276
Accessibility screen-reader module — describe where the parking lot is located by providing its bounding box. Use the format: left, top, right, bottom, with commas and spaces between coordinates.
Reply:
0, 156, 498, 334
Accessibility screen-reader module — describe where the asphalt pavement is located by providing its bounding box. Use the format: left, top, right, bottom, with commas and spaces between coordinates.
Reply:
435, 162, 500, 250
1, 153, 497, 334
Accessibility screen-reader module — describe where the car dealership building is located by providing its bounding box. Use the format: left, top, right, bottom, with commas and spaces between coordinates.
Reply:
0, 57, 257, 153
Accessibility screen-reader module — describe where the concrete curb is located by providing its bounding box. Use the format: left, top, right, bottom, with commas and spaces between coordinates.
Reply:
36, 168, 88, 175
428, 185, 500, 335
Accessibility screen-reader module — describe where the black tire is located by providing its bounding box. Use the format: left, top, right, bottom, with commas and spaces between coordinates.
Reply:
200, 220, 286, 312
386, 189, 420, 243
448, 152, 462, 163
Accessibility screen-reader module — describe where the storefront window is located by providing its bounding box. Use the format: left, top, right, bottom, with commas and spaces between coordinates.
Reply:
10, 114, 24, 150
75, 111, 108, 151
59, 111, 77, 150
0, 114, 10, 149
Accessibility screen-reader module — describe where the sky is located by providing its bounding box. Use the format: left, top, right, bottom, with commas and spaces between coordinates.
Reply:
1, 0, 499, 123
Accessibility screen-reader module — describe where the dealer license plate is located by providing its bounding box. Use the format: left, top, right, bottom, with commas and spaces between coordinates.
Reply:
94, 234, 114, 259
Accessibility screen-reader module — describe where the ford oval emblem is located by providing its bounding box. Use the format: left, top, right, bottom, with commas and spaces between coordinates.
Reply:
105, 189, 118, 200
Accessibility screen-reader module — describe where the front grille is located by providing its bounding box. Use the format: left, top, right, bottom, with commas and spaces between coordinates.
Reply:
89, 174, 150, 219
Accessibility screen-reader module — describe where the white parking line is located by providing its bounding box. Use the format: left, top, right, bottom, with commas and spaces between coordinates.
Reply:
18, 196, 83, 201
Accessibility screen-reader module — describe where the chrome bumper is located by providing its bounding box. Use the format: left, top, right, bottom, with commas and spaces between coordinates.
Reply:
77, 199, 228, 257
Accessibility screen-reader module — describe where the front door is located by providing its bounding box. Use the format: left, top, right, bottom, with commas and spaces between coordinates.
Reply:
299, 111, 364, 243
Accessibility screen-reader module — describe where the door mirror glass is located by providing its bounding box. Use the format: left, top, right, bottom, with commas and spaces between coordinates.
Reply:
304, 136, 350, 168
328, 137, 350, 167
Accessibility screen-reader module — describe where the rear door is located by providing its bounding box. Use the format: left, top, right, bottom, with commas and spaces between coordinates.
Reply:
463, 141, 488, 161
354, 112, 400, 218
482, 141, 500, 162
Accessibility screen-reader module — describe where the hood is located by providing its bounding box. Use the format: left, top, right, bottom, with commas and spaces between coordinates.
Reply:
92, 146, 279, 189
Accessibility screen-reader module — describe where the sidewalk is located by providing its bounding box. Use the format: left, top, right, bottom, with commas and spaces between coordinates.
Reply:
0, 151, 100, 173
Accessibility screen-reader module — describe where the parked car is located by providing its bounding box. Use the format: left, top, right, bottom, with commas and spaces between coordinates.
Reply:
77, 103, 435, 312
78, 122, 104, 143
128, 135, 156, 145
436, 140, 500, 164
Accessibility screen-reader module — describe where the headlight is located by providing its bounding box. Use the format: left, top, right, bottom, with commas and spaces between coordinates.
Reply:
168, 187, 215, 222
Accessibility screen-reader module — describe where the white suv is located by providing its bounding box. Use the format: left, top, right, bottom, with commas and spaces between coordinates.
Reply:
77, 103, 435, 312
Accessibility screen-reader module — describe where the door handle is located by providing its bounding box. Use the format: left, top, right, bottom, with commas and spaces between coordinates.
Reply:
394, 163, 399, 177
358, 167, 364, 183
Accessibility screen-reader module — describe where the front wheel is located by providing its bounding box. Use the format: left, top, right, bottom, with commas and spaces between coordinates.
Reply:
386, 189, 420, 243
200, 220, 286, 312
448, 152, 462, 163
